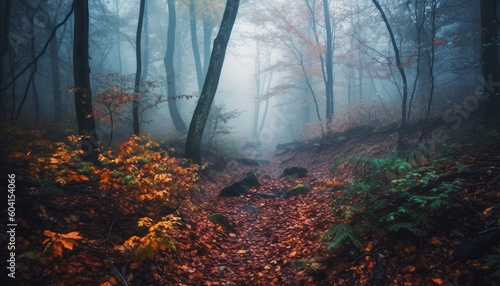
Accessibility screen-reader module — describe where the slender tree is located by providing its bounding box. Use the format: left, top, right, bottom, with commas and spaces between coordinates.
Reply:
371, 0, 409, 149
73, 0, 98, 162
323, 0, 334, 121
164, 0, 187, 132
190, 0, 204, 90
45, 9, 63, 122
0, 0, 11, 115
133, 0, 146, 135
185, 0, 240, 163
480, 0, 500, 119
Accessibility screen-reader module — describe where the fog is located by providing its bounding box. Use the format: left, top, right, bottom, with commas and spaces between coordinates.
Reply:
1, 0, 487, 159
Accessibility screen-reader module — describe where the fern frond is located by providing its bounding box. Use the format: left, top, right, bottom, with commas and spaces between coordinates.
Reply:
387, 222, 423, 236
326, 224, 364, 251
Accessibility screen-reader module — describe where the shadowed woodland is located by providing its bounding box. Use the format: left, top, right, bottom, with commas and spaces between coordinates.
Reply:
1, 0, 500, 285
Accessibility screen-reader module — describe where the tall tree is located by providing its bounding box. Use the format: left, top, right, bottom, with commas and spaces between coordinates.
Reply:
480, 0, 500, 119
185, 0, 240, 163
202, 15, 215, 77
133, 0, 146, 135
371, 0, 409, 149
0, 0, 11, 115
164, 0, 187, 132
73, 0, 98, 162
323, 0, 334, 121
190, 0, 204, 90
45, 7, 63, 122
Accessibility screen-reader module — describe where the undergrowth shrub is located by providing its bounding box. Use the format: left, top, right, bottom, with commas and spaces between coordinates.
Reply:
325, 146, 464, 252
5, 123, 201, 268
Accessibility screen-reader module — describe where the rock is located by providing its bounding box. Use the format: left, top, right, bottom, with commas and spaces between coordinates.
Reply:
281, 166, 308, 178
219, 170, 260, 197
281, 184, 312, 199
243, 204, 257, 212
208, 213, 236, 233
255, 192, 277, 199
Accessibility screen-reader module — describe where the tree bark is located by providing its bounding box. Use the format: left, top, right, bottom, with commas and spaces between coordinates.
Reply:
202, 15, 214, 77
190, 0, 204, 91
73, 0, 98, 162
185, 0, 240, 163
0, 0, 11, 114
164, 0, 187, 132
480, 0, 500, 119
133, 0, 146, 135
44, 12, 62, 122
372, 0, 409, 150
323, 0, 334, 121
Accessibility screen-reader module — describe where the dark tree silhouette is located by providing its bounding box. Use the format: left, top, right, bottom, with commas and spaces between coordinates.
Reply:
73, 0, 98, 162
164, 0, 187, 132
185, 0, 240, 163
480, 0, 500, 119
190, 0, 204, 91
323, 0, 334, 121
371, 0, 409, 149
133, 0, 146, 135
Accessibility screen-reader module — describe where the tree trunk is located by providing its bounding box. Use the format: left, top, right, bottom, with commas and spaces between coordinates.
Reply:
133, 0, 146, 135
202, 16, 214, 77
323, 0, 334, 121
253, 40, 261, 139
372, 0, 409, 150
73, 0, 98, 163
0, 0, 11, 115
114, 0, 123, 74
480, 0, 500, 119
190, 0, 204, 91
45, 15, 62, 122
185, 0, 240, 163
142, 0, 149, 82
164, 0, 187, 132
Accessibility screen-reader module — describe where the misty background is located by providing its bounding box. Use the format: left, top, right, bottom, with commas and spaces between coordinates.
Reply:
1, 0, 486, 158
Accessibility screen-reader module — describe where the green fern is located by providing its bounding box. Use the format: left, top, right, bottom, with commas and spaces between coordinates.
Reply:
386, 222, 423, 236
326, 146, 467, 253
325, 224, 365, 251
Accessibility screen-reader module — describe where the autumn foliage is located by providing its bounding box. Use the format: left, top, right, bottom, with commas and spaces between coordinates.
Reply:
7, 125, 200, 268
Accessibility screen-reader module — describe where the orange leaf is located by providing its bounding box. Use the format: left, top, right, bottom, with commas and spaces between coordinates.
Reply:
61, 231, 83, 240
431, 278, 444, 285
288, 251, 297, 258
237, 250, 247, 254
429, 236, 442, 246
44, 230, 57, 238
52, 241, 63, 257
433, 38, 443, 45
59, 239, 77, 250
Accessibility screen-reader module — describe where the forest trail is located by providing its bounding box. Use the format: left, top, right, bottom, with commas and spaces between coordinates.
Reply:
160, 171, 335, 285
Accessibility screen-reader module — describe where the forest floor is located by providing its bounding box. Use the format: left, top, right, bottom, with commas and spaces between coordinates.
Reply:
2, 120, 500, 286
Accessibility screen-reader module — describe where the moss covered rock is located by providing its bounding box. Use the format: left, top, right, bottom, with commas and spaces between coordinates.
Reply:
281, 183, 312, 199
208, 213, 236, 233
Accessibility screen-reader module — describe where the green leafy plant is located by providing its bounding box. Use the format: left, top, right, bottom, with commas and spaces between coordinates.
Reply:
325, 224, 365, 251
326, 149, 464, 251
